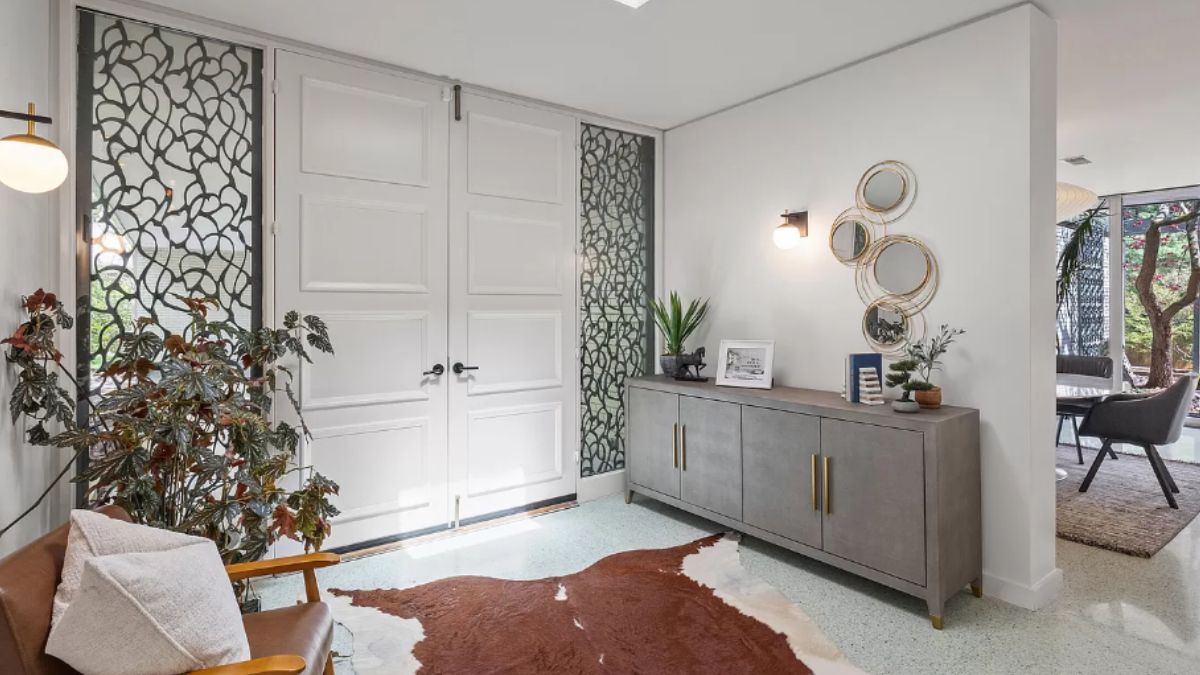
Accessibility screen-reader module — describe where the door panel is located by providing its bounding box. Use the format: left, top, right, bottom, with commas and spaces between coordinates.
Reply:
276, 51, 450, 548
742, 406, 822, 549
679, 396, 742, 520
627, 388, 680, 498
449, 93, 578, 519
821, 419, 926, 585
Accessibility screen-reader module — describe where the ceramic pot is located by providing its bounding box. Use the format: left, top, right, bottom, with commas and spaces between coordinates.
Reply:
915, 386, 942, 409
659, 354, 682, 377
892, 399, 921, 414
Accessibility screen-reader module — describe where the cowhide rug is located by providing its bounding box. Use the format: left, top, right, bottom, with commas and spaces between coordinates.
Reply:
326, 533, 866, 674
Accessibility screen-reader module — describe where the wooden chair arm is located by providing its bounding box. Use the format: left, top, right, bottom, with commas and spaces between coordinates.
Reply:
226, 552, 340, 582
226, 551, 340, 602
188, 655, 306, 675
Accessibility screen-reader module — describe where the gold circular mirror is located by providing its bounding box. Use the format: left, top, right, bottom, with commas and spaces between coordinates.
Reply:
830, 215, 872, 263
862, 301, 909, 350
855, 160, 917, 224
862, 170, 905, 211
874, 239, 930, 296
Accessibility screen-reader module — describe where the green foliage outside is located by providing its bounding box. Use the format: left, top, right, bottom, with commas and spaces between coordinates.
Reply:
1123, 208, 1196, 371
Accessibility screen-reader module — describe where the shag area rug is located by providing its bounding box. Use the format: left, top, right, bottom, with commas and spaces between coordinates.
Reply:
326, 533, 865, 674
1056, 444, 1200, 557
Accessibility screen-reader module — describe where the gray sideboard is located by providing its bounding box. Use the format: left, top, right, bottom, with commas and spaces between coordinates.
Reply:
623, 376, 981, 629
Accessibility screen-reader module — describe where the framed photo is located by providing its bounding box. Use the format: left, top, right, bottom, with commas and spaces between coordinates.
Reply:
716, 340, 775, 389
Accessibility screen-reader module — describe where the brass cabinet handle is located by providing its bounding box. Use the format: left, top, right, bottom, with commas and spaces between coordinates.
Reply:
672, 423, 679, 468
823, 456, 831, 514
811, 454, 818, 511
681, 425, 688, 471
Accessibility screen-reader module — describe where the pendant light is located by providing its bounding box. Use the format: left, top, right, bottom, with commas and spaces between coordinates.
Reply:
1055, 182, 1099, 224
0, 102, 69, 194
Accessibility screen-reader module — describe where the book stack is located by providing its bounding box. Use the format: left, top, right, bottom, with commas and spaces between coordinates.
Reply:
843, 353, 883, 403
858, 367, 884, 405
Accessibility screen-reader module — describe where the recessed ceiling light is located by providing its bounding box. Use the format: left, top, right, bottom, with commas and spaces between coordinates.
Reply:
612, 0, 652, 8
1062, 155, 1092, 166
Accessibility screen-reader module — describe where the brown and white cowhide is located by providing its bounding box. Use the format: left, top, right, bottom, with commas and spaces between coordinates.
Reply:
327, 534, 866, 674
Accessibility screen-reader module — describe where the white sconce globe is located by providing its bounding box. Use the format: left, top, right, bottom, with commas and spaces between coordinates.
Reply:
773, 223, 802, 250
0, 134, 69, 193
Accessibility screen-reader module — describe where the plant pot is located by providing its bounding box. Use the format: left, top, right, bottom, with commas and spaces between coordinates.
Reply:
660, 354, 682, 377
915, 386, 942, 409
892, 399, 921, 414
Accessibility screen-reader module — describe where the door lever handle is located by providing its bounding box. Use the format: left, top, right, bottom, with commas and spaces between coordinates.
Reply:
452, 362, 479, 375
423, 364, 445, 377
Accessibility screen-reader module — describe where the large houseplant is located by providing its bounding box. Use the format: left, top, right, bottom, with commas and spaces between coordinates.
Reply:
650, 292, 709, 376
1, 290, 339, 565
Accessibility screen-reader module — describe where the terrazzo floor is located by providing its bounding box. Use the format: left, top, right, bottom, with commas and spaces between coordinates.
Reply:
257, 495, 1200, 674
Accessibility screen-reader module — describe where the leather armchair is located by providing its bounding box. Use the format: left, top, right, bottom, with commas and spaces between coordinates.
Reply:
0, 506, 339, 675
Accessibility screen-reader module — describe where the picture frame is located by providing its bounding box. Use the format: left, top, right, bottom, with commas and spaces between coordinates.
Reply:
716, 340, 775, 389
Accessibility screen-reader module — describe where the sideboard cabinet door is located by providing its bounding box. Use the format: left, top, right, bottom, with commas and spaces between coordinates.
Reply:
820, 418, 926, 585
742, 406, 822, 549
627, 388, 681, 498
679, 396, 742, 520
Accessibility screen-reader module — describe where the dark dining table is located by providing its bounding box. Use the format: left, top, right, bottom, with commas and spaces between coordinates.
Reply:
1055, 374, 1118, 481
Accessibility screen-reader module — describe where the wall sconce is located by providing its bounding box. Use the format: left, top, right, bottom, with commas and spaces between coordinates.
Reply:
0, 102, 69, 194
773, 210, 808, 250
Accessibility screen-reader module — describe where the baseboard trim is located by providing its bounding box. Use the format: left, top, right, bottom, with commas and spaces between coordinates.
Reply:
983, 566, 1062, 610
578, 469, 625, 501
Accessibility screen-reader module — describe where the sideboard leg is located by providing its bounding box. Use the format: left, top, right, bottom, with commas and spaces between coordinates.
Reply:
625, 490, 634, 504
927, 597, 945, 630
970, 580, 983, 598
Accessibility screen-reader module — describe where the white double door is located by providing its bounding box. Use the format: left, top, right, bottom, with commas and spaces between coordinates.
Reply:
275, 52, 578, 548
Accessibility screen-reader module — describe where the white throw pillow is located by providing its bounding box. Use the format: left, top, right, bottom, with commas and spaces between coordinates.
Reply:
46, 542, 251, 675
53, 509, 212, 627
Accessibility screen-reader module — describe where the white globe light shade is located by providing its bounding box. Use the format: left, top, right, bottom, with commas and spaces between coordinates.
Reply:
773, 223, 802, 250
1055, 182, 1099, 224
0, 133, 69, 193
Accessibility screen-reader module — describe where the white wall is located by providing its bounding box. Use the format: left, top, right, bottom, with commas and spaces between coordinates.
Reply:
0, 0, 68, 556
664, 5, 1059, 609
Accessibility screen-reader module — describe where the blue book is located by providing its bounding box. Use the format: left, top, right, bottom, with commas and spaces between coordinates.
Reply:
848, 353, 883, 403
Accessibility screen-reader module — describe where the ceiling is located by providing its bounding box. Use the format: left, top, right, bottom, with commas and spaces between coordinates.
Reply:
138, 0, 1199, 195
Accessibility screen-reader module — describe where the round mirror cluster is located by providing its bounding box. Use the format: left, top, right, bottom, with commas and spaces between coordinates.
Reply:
829, 160, 939, 354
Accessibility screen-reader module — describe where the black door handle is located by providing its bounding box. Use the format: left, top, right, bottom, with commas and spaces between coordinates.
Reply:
452, 362, 479, 375
423, 364, 445, 377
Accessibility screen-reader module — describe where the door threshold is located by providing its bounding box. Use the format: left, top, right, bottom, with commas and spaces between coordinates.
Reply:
332, 495, 578, 562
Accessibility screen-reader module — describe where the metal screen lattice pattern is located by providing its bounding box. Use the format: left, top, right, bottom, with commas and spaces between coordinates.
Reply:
78, 10, 262, 379
1056, 216, 1109, 356
579, 124, 655, 478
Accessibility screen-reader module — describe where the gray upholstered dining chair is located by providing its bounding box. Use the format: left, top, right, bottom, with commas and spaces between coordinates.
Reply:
1078, 373, 1198, 509
1057, 355, 1117, 465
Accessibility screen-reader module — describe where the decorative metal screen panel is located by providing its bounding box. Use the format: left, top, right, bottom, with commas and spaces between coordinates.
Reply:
74, 11, 262, 503
1056, 215, 1109, 356
579, 124, 655, 478
76, 10, 262, 381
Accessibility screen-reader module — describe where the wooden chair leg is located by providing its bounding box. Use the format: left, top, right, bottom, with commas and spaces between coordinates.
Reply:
1070, 416, 1084, 465
324, 653, 335, 675
1079, 439, 1111, 492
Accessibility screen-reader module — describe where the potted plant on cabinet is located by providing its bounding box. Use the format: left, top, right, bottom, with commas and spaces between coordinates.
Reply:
906, 324, 966, 409
885, 358, 925, 413
0, 290, 340, 577
650, 292, 709, 377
